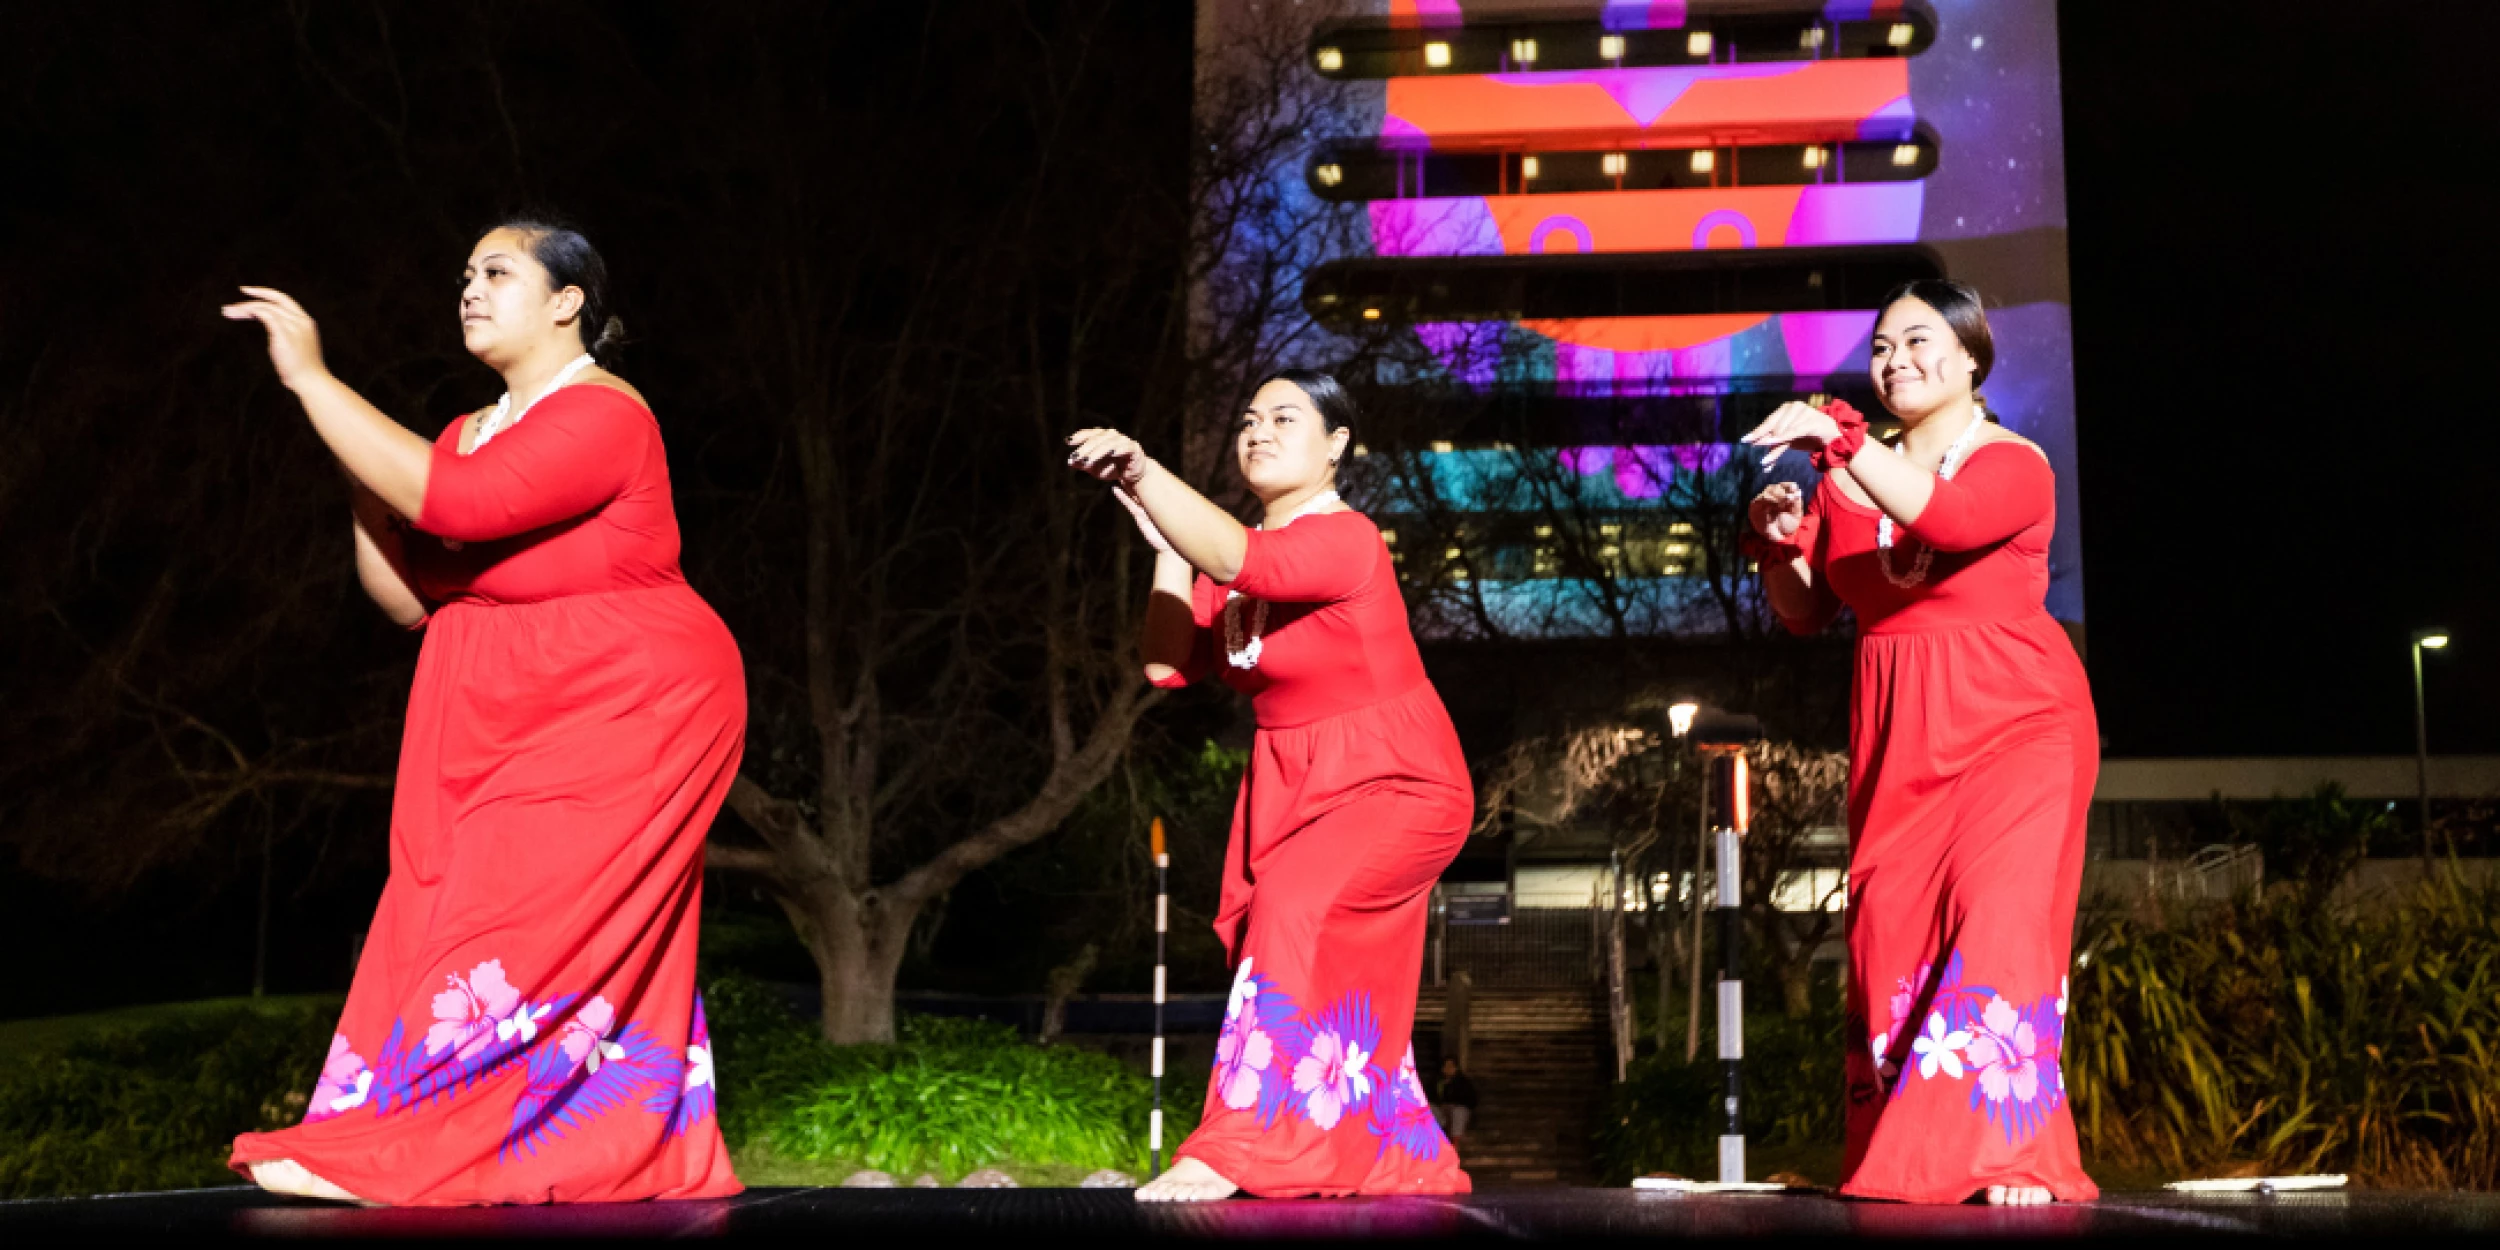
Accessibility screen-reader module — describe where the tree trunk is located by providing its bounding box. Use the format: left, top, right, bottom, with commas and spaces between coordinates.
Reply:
785, 887, 918, 1045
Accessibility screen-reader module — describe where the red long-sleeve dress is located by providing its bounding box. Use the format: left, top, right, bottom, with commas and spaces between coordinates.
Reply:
230, 384, 744, 1205
1150, 509, 1473, 1196
1776, 441, 2098, 1204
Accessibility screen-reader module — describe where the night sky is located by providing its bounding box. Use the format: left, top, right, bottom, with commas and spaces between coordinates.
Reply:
2058, 2, 2497, 756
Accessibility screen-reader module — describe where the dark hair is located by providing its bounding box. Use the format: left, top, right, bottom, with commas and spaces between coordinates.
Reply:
483, 214, 626, 362
1252, 368, 1359, 434
1876, 278, 1994, 390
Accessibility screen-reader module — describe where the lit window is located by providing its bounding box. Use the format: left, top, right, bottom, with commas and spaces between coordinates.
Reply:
1667, 542, 1692, 556
1687, 31, 1713, 57
1316, 46, 1343, 72
1362, 307, 1382, 321
1800, 26, 1826, 50
1668, 521, 1696, 537
1534, 524, 1554, 538
1892, 144, 1920, 166
1888, 22, 1915, 47
1600, 34, 1626, 60
1316, 163, 1343, 186
1600, 522, 1622, 537
1380, 528, 1396, 544
1662, 562, 1686, 575
1430, 440, 1455, 453
1520, 155, 1541, 180
1601, 152, 1629, 176
1510, 38, 1538, 64
1353, 443, 1370, 458
1689, 149, 1716, 173
1424, 41, 1452, 68
1444, 546, 1464, 560
1801, 146, 1825, 169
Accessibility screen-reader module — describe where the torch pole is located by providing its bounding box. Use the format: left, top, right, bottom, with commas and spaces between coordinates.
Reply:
1151, 817, 1169, 1177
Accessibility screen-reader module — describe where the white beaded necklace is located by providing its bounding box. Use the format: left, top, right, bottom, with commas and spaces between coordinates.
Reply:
1874, 409, 1986, 589
468, 352, 596, 454
1222, 490, 1341, 669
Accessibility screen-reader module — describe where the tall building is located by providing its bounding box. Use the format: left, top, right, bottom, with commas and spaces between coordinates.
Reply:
1198, 0, 2084, 642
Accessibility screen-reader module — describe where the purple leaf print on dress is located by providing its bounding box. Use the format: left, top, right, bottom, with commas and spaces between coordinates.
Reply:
1869, 952, 2072, 1143
1215, 959, 1277, 1112
426, 959, 522, 1060
506, 1002, 677, 1160
1365, 1043, 1447, 1162
658, 992, 718, 1138
306, 1035, 372, 1122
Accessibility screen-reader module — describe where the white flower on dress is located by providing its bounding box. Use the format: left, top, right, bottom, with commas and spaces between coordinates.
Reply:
1911, 1011, 1971, 1080
496, 1002, 555, 1045
685, 1043, 714, 1091
1292, 1028, 1373, 1130
328, 1069, 374, 1114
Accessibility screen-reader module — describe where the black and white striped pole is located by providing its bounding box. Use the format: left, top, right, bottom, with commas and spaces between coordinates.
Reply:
1702, 744, 1751, 1183
1689, 709, 1761, 1185
1150, 816, 1169, 1177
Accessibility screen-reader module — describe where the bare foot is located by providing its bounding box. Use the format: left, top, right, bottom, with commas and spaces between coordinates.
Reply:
249, 1159, 367, 1204
1986, 1184, 2053, 1206
1134, 1156, 1240, 1203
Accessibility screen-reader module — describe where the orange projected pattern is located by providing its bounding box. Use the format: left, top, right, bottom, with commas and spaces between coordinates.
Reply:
1520, 315, 1772, 352
1385, 60, 1910, 148
1486, 186, 1809, 254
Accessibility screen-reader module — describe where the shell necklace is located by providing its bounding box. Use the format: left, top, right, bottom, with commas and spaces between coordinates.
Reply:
1874, 408, 1986, 589
1222, 490, 1340, 669
468, 352, 596, 454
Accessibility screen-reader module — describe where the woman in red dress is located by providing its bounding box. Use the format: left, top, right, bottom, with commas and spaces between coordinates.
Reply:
219, 219, 743, 1205
1741, 280, 2096, 1206
1066, 370, 1472, 1201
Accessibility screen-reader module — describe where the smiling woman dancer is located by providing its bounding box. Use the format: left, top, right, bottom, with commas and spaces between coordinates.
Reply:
1067, 370, 1471, 1202
1740, 280, 2095, 1207
220, 218, 742, 1205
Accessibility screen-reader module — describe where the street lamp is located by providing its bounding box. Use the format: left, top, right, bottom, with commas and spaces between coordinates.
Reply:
2412, 631, 2451, 872
1668, 702, 1700, 739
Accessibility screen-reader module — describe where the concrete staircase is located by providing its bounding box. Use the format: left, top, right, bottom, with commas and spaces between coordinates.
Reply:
1414, 986, 1610, 1188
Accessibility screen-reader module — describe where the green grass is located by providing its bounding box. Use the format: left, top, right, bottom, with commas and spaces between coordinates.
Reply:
0, 977, 1185, 1199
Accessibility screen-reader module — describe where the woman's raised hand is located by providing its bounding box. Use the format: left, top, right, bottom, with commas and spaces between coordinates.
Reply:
1065, 428, 1152, 487
1739, 400, 1843, 471
1750, 481, 1805, 542
1111, 486, 1177, 554
221, 286, 332, 392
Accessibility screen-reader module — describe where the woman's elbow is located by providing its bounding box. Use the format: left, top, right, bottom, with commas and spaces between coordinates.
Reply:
1143, 663, 1191, 689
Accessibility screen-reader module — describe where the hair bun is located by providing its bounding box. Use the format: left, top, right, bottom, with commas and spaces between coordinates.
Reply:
593, 316, 627, 359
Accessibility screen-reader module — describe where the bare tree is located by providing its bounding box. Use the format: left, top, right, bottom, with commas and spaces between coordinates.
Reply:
676, 2, 1367, 1042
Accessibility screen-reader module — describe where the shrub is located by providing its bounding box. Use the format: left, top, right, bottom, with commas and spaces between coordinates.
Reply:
707, 975, 1193, 1182
0, 1003, 333, 1199
1598, 1003, 1845, 1184
2069, 867, 2500, 1188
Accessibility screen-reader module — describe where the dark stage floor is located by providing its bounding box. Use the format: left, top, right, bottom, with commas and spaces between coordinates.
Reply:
7, 1185, 2499, 1243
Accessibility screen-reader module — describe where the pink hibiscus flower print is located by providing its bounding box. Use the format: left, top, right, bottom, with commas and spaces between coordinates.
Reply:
311, 1034, 372, 1118
1215, 962, 1274, 1111
1292, 1027, 1373, 1131
426, 958, 522, 1060
558, 995, 629, 1076
1969, 995, 2041, 1105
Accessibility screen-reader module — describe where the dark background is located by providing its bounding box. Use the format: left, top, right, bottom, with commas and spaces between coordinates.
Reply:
1, 1, 2492, 1020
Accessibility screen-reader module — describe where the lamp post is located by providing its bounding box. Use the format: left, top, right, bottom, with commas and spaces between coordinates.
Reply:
1690, 709, 1764, 1184
2412, 631, 2450, 873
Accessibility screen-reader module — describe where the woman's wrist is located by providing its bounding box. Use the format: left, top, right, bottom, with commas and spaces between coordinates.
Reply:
1740, 528, 1807, 566
1811, 400, 1868, 472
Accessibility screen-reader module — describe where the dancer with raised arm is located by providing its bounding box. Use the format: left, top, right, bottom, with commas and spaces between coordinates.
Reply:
1740, 280, 2095, 1207
221, 218, 742, 1205
1067, 370, 1471, 1201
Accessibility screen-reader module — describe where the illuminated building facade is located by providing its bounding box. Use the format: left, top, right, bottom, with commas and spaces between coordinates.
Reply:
1201, 0, 2084, 639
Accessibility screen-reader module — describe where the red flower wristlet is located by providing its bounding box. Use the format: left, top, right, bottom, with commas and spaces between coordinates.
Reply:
1813, 399, 1868, 472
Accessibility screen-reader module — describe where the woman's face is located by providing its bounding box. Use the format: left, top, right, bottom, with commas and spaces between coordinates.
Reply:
1868, 297, 1978, 420
460, 229, 583, 367
1235, 379, 1349, 499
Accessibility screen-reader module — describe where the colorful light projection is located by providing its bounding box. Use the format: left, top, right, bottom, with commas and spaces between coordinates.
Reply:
1314, 0, 2085, 624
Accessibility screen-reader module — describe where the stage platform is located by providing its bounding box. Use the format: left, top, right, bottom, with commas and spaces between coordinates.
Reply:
6, 1185, 2498, 1243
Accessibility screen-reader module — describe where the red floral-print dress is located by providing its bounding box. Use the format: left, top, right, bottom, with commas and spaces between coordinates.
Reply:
1775, 442, 2098, 1203
1152, 509, 1473, 1196
229, 385, 743, 1204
